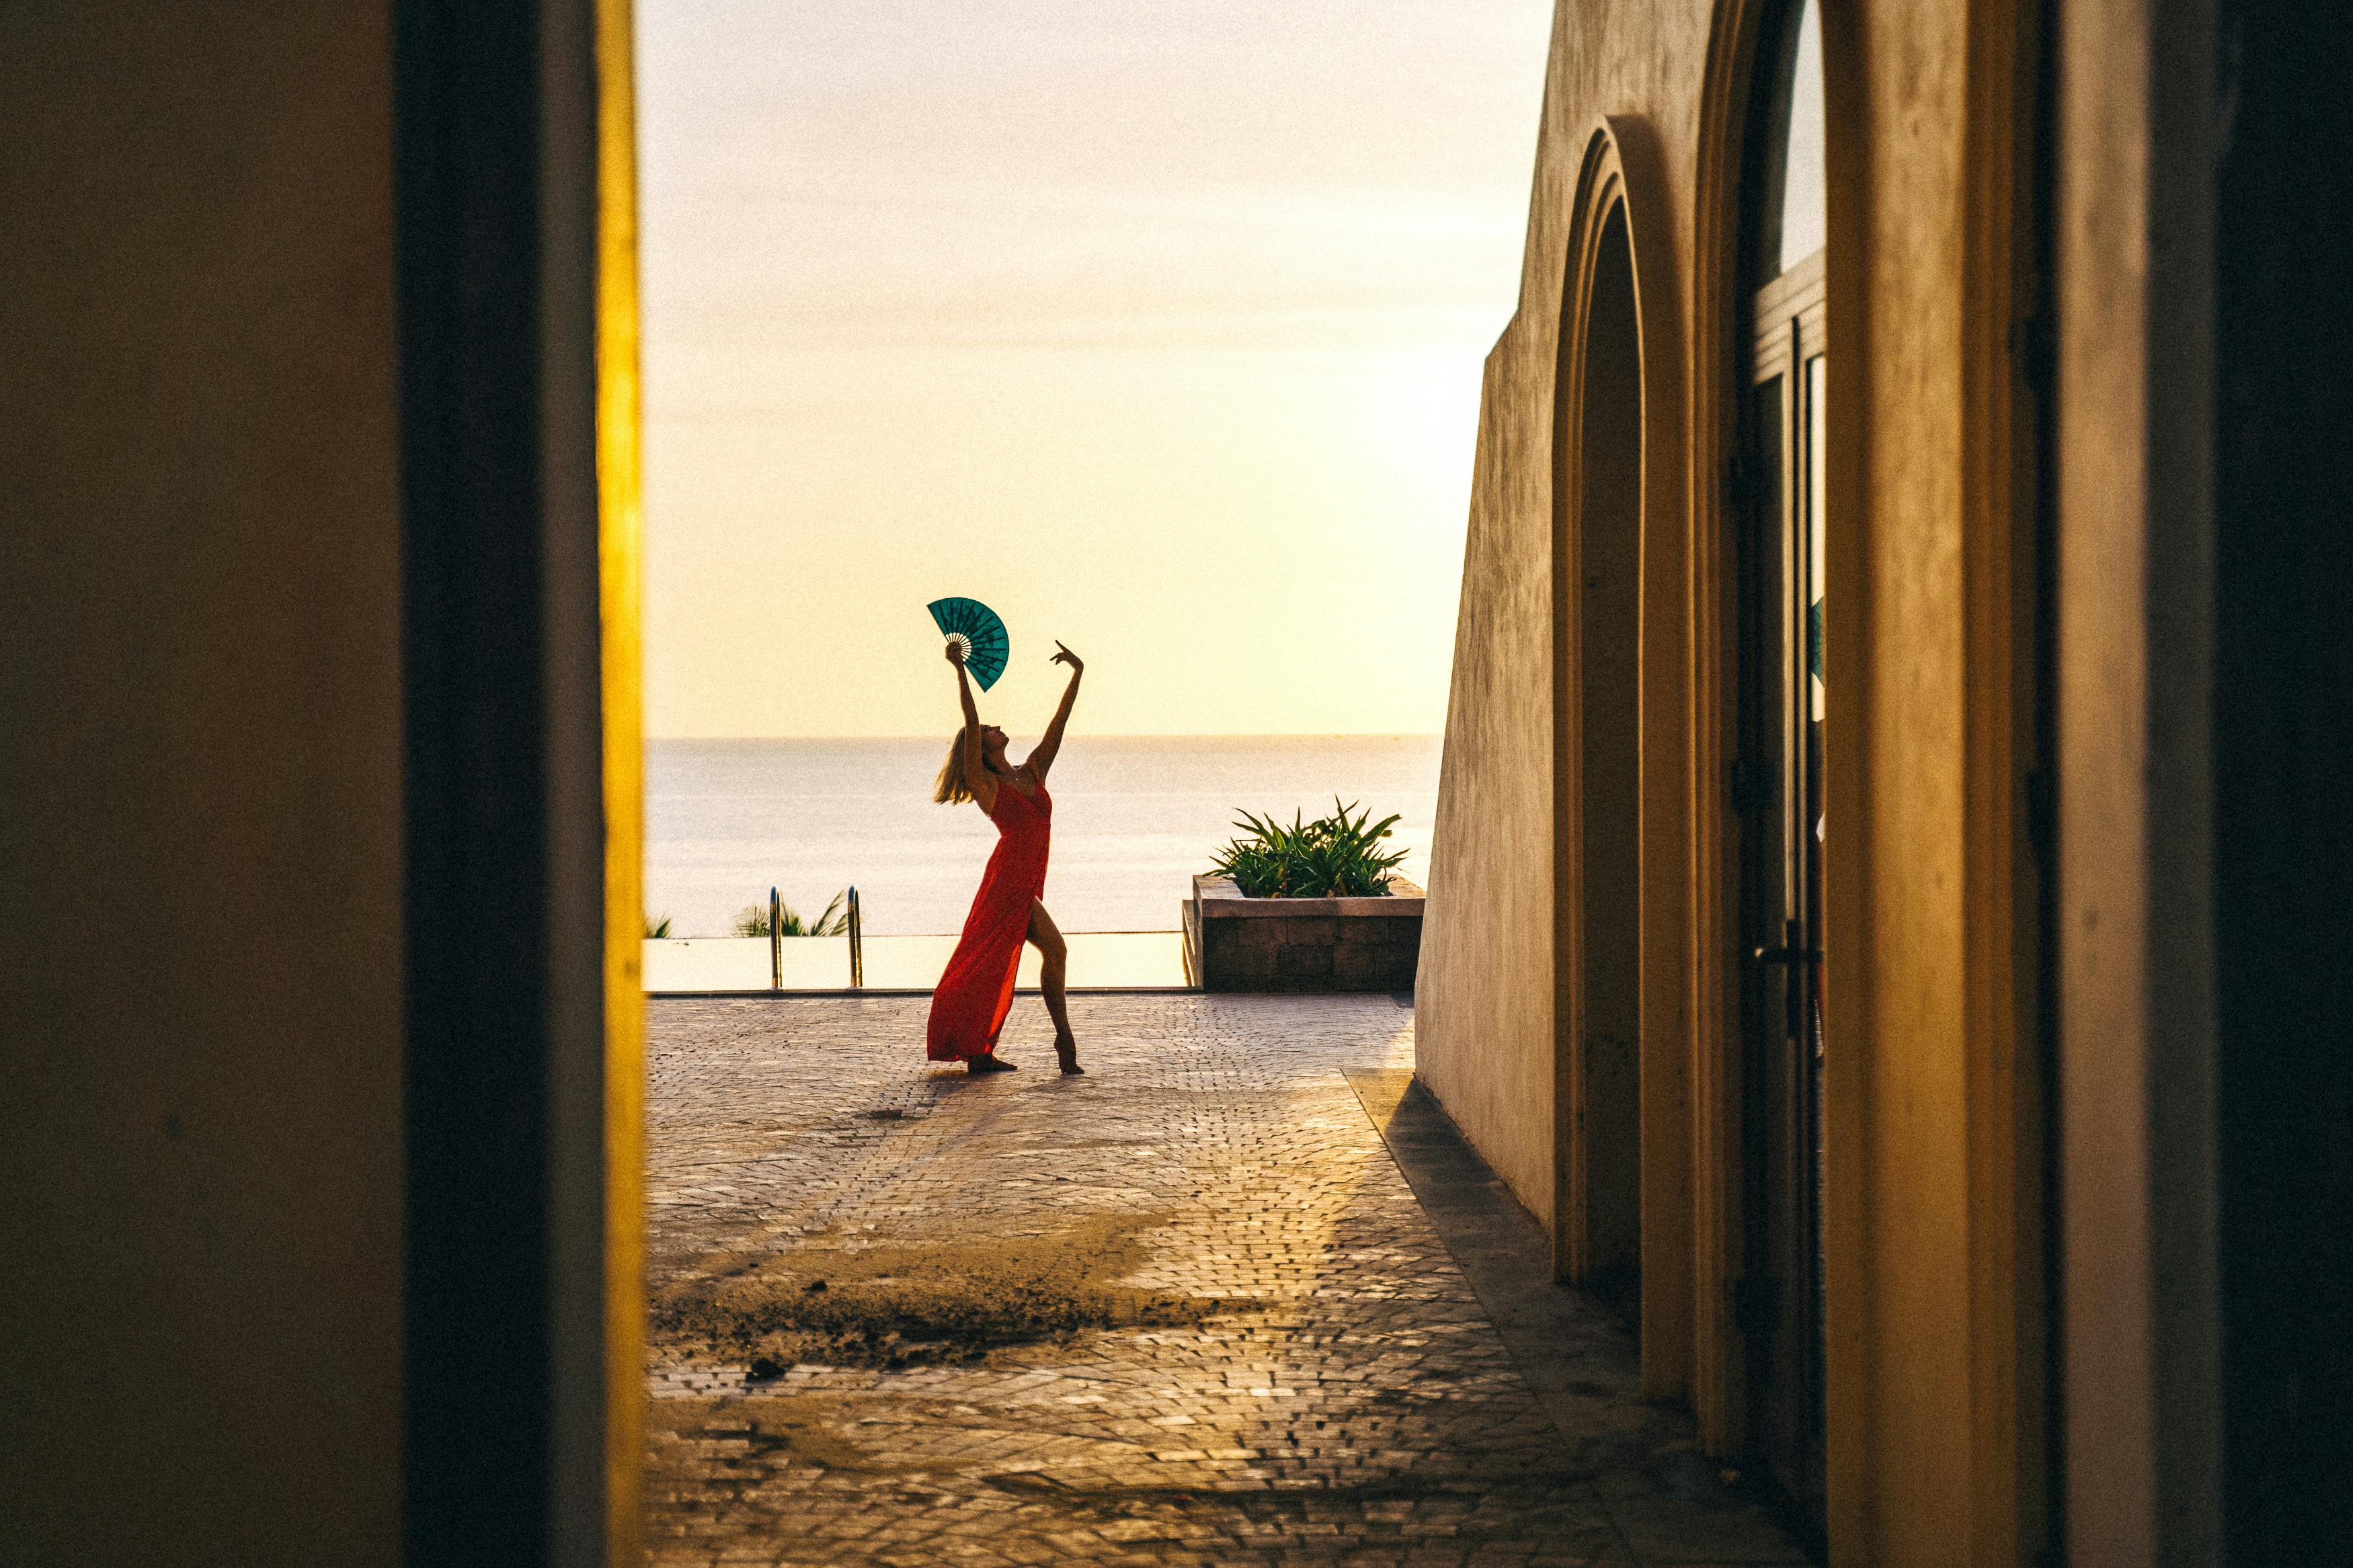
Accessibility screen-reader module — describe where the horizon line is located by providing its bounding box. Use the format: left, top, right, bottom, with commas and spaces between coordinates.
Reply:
647, 731, 1445, 743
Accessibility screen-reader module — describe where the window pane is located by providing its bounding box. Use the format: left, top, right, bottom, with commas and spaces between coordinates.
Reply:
1779, 0, 1826, 274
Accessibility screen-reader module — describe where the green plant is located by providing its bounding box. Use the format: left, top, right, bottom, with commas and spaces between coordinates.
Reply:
735, 891, 850, 938
1209, 798, 1406, 899
645, 913, 673, 939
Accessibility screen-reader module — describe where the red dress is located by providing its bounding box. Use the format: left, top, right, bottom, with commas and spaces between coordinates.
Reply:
926, 776, 1052, 1061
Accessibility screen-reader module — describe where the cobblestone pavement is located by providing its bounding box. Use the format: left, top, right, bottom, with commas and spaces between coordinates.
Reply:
645, 995, 1808, 1567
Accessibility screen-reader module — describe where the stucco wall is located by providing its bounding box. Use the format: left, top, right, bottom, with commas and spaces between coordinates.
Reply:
1420, 0, 2046, 1561
1417, 0, 1715, 1252
1418, 341, 1557, 1219
0, 5, 405, 1562
1818, 0, 1980, 1555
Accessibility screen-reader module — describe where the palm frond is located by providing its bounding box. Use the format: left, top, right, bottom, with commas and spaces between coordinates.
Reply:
1207, 797, 1406, 899
737, 891, 852, 938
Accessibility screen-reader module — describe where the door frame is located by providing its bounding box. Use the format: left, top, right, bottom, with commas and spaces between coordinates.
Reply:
1691, 2, 2059, 1560
1551, 118, 1696, 1399
1734, 247, 1830, 1535
393, 0, 645, 1560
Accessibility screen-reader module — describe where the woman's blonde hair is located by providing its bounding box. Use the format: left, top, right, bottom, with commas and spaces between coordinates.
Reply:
933, 729, 974, 804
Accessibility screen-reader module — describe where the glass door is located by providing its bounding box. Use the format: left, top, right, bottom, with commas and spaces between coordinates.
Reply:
1739, 253, 1827, 1534
1732, 0, 1829, 1536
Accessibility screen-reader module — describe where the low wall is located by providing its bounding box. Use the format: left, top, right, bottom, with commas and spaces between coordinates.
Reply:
1183, 874, 1425, 993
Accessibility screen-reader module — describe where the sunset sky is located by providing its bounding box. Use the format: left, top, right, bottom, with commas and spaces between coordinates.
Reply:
637, 0, 1557, 737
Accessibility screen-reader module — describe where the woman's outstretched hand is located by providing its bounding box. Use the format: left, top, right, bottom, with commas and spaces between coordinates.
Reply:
1029, 641, 1082, 780
945, 638, 967, 668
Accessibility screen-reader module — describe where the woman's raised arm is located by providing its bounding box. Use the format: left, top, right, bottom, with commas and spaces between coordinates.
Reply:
1026, 642, 1084, 782
949, 643, 996, 811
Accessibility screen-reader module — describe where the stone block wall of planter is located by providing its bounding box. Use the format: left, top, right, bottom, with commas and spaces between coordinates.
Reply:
1181, 873, 1425, 993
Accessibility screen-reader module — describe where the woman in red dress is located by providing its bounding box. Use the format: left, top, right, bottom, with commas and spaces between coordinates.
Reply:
926, 636, 1085, 1075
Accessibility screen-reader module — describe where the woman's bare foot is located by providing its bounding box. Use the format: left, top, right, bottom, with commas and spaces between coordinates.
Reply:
968, 1053, 1017, 1075
1054, 1037, 1084, 1075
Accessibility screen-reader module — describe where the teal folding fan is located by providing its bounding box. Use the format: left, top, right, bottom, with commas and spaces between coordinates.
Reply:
928, 597, 1009, 691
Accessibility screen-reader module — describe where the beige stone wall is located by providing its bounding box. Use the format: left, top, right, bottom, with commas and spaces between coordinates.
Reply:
1402, 0, 1722, 1241
1417, 338, 1559, 1219
0, 5, 405, 1563
1420, 0, 2052, 1561
1417, 0, 1716, 1257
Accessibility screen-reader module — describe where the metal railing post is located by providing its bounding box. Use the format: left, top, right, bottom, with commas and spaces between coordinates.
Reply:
769, 886, 781, 990
848, 886, 863, 988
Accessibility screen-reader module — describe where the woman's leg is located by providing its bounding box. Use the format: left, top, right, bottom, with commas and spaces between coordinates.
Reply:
1027, 899, 1080, 1069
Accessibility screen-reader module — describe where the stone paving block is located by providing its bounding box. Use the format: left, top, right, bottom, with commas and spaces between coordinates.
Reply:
643, 995, 1808, 1567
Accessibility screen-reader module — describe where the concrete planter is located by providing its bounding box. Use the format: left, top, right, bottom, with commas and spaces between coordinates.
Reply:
1181, 873, 1425, 993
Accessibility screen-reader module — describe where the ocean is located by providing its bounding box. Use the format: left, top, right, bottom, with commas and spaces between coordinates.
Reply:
645, 735, 1443, 940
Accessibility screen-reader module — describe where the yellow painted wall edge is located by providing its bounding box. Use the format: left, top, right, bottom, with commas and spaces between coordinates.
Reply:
597, 0, 650, 1556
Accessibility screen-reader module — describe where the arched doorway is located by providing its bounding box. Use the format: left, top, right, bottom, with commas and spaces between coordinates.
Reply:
1732, 0, 1829, 1535
1550, 118, 1696, 1393
1557, 196, 1645, 1321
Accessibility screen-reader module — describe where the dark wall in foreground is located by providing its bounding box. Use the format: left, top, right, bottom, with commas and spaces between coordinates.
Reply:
2212, 0, 2353, 1556
0, 3, 405, 1561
